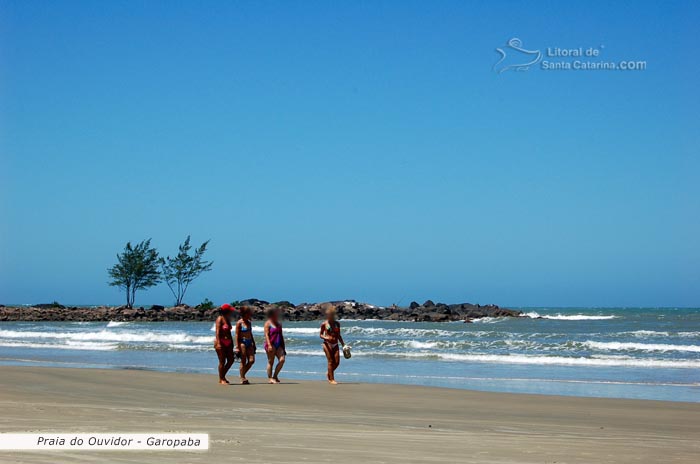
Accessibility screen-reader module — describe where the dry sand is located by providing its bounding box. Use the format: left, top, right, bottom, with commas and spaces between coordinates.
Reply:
0, 366, 698, 463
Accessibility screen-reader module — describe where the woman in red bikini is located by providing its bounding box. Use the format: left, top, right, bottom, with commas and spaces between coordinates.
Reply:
264, 307, 286, 384
320, 306, 345, 384
214, 303, 236, 385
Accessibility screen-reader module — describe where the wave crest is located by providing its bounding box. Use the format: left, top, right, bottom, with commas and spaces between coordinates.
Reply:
523, 312, 617, 321
584, 340, 700, 353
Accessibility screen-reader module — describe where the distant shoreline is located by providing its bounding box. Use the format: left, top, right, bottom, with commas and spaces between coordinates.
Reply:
0, 299, 521, 323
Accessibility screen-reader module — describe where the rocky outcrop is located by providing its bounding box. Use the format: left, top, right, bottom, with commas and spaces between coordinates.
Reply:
34, 302, 66, 309
0, 299, 521, 323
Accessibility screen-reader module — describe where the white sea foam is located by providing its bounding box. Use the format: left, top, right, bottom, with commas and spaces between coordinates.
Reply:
0, 329, 213, 345
167, 344, 211, 352
277, 327, 320, 335
623, 330, 670, 337
345, 327, 459, 338
285, 349, 325, 357
0, 341, 118, 351
584, 340, 700, 353
283, 348, 700, 368
372, 352, 700, 368
523, 312, 617, 321
242, 326, 320, 335
407, 340, 440, 349
106, 321, 129, 328
472, 317, 505, 324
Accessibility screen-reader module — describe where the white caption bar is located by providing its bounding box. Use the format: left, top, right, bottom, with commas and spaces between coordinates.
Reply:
0, 434, 208, 451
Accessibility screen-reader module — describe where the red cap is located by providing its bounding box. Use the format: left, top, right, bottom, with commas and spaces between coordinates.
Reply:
220, 303, 235, 312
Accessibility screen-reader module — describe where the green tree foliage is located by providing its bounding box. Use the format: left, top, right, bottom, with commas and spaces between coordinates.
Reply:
198, 298, 215, 310
160, 236, 213, 306
108, 239, 161, 308
273, 300, 295, 308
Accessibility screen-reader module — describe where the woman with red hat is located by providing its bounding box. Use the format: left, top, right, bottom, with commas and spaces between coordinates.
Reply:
214, 303, 236, 385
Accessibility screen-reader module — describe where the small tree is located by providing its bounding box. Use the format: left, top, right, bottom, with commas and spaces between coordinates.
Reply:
160, 236, 213, 306
198, 298, 215, 310
108, 239, 161, 308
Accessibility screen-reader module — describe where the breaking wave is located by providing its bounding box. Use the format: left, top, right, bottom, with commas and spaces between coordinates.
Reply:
584, 341, 700, 353
523, 312, 617, 321
106, 321, 129, 328
0, 341, 118, 351
0, 329, 213, 345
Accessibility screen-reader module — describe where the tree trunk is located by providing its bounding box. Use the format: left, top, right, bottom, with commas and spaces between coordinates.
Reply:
126, 284, 132, 309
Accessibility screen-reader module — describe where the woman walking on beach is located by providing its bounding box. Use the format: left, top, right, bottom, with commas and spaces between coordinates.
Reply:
264, 307, 286, 384
214, 303, 236, 385
236, 306, 256, 384
320, 307, 345, 385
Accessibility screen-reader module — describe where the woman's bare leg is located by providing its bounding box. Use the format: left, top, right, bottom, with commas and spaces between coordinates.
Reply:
273, 347, 285, 383
222, 349, 235, 383
323, 344, 338, 384
239, 344, 255, 384
266, 348, 276, 383
332, 347, 341, 383
239, 345, 250, 383
322, 343, 332, 381
243, 353, 255, 379
216, 348, 228, 384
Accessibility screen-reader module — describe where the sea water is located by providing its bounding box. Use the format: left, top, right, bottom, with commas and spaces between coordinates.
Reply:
0, 307, 698, 402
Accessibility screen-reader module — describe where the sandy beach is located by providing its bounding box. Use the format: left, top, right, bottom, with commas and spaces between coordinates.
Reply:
0, 366, 697, 463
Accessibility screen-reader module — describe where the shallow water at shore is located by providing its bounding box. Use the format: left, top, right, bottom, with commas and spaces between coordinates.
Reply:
0, 307, 698, 401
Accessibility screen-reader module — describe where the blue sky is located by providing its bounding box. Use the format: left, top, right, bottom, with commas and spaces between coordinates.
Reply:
1, 1, 698, 307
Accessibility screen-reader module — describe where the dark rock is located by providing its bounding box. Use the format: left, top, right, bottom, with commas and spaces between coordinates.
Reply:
35, 302, 66, 309
122, 309, 137, 318
0, 298, 521, 323
239, 298, 269, 307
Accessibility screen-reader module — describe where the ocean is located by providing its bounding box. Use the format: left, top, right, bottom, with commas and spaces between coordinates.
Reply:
1, 307, 698, 402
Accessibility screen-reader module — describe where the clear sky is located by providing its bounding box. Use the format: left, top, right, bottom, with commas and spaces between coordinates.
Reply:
1, 1, 698, 307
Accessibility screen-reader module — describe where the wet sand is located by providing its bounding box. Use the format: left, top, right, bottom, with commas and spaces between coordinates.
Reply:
0, 366, 698, 463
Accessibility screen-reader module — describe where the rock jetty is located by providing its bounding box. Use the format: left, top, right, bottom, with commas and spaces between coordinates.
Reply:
0, 300, 521, 323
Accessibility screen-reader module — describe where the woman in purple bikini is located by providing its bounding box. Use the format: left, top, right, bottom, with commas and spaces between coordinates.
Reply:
214, 303, 236, 385
263, 307, 286, 384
